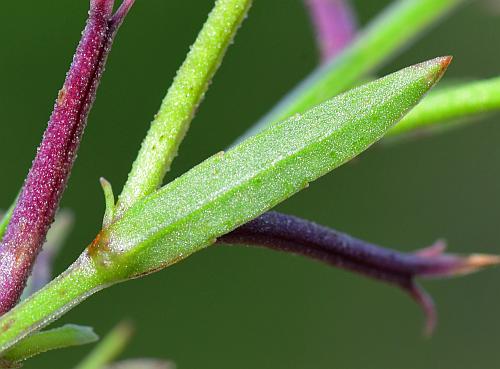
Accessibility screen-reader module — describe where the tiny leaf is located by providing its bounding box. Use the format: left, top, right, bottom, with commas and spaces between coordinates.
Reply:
100, 178, 116, 228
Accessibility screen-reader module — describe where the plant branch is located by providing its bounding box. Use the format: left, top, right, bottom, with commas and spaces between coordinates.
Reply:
0, 0, 134, 315
116, 0, 253, 216
233, 0, 463, 144
20, 210, 74, 299
218, 211, 500, 335
0, 58, 449, 352
0, 255, 107, 353
388, 76, 500, 137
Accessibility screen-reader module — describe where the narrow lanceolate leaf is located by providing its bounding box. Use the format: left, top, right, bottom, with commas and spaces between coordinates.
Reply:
116, 0, 253, 216
305, 0, 357, 61
94, 57, 451, 281
234, 0, 463, 144
388, 76, 500, 137
73, 322, 133, 369
0, 325, 98, 364
219, 212, 500, 335
0, 58, 449, 352
0, 0, 134, 315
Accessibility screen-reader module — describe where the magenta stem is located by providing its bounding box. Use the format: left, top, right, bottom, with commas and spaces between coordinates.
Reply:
305, 0, 357, 61
0, 0, 134, 315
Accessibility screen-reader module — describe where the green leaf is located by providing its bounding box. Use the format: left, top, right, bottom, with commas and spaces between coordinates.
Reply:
0, 325, 98, 364
0, 58, 449, 352
100, 178, 116, 228
233, 0, 463, 144
99, 57, 451, 280
74, 322, 133, 369
388, 76, 500, 137
116, 0, 253, 216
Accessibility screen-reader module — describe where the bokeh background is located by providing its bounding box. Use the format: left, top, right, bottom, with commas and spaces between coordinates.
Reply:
1, 0, 500, 368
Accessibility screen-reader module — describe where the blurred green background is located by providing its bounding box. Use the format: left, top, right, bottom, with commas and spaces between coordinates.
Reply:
1, 0, 499, 368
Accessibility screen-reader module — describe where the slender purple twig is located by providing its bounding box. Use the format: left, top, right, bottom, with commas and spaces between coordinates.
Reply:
219, 212, 500, 334
305, 0, 357, 61
21, 210, 74, 298
0, 0, 135, 315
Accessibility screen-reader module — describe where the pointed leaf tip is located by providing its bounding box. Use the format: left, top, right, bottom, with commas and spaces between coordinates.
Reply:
415, 247, 500, 279
435, 56, 453, 82
454, 253, 500, 275
417, 56, 452, 87
439, 55, 453, 70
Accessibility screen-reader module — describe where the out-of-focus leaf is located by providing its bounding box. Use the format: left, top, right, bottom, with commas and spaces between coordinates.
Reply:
74, 322, 133, 369
105, 359, 174, 369
0, 325, 98, 364
388, 76, 500, 137
305, 0, 357, 61
234, 0, 463, 144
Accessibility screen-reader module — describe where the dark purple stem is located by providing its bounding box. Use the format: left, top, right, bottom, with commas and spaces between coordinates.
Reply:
305, 0, 357, 61
219, 212, 499, 334
0, 0, 134, 315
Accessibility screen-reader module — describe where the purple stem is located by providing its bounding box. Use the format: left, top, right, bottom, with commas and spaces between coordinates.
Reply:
0, 0, 135, 315
219, 212, 499, 335
305, 0, 357, 61
21, 210, 74, 298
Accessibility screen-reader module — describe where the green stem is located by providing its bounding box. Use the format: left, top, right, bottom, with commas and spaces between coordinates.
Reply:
0, 0, 253, 352
116, 0, 252, 216
233, 0, 463, 144
388, 76, 500, 136
0, 255, 108, 353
